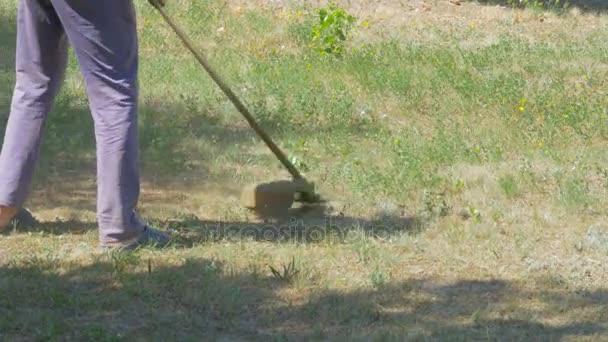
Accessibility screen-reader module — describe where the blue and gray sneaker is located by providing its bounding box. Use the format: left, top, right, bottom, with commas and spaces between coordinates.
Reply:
99, 226, 172, 251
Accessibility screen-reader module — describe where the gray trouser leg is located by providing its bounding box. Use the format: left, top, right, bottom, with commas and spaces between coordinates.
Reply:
0, 0, 68, 208
0, 0, 145, 244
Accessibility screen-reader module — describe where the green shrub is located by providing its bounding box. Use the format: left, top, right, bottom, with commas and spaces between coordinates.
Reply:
309, 4, 356, 57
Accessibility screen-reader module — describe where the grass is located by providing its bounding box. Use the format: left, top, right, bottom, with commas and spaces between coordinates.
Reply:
1, 0, 608, 340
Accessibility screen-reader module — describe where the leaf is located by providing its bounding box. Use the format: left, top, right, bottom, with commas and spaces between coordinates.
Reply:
318, 9, 328, 20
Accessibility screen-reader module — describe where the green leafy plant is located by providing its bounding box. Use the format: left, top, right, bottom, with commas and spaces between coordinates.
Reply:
469, 207, 482, 224
310, 4, 356, 57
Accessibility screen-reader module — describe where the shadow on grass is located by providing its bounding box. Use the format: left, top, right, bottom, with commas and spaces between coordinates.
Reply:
9, 200, 425, 242
469, 0, 608, 13
163, 203, 424, 244
0, 258, 606, 340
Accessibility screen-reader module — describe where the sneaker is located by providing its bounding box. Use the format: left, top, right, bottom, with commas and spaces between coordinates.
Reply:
98, 226, 172, 251
0, 207, 37, 235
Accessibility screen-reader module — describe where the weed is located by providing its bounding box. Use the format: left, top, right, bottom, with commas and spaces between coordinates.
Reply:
269, 256, 301, 283
309, 4, 356, 57
491, 210, 502, 223
108, 251, 141, 282
289, 155, 310, 172
499, 174, 521, 198
351, 234, 380, 264
469, 207, 482, 224
421, 189, 451, 220
370, 268, 387, 289
454, 179, 466, 193
204, 260, 222, 275
557, 176, 591, 208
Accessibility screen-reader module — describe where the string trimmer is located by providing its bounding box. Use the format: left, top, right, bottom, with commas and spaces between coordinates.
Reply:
148, 0, 322, 215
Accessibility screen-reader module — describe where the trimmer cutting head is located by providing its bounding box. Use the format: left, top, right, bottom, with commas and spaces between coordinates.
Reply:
241, 178, 321, 217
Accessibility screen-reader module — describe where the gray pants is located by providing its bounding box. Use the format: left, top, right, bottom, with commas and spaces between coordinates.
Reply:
0, 0, 145, 244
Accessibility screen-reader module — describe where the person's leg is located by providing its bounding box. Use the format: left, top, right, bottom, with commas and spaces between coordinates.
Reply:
0, 0, 68, 228
49, 0, 142, 245
49, 0, 168, 247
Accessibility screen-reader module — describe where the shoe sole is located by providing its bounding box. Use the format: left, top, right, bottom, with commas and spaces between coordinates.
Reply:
98, 227, 171, 251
